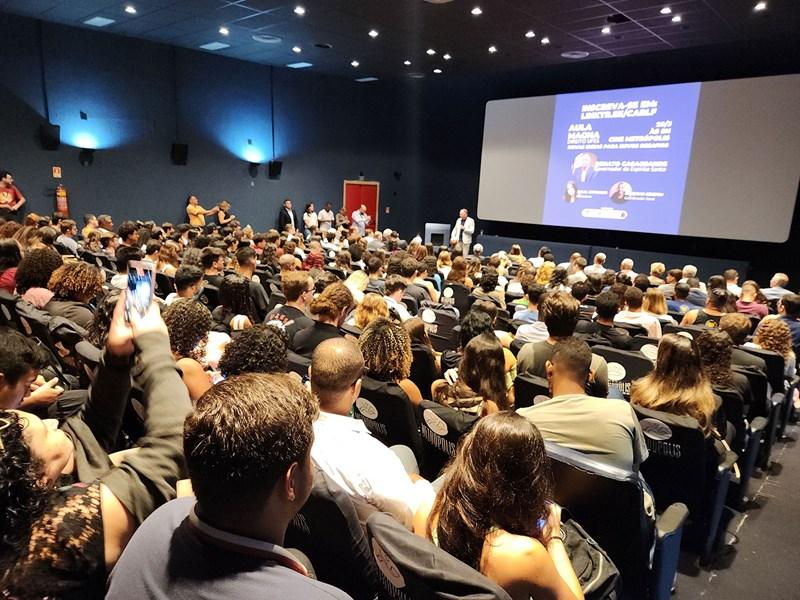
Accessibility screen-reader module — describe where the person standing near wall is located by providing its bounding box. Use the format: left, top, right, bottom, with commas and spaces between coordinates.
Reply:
450, 208, 475, 257
351, 204, 371, 236
318, 202, 335, 232
0, 170, 26, 222
186, 195, 219, 228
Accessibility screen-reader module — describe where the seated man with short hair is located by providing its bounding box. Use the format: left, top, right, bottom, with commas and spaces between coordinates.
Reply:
107, 373, 352, 599
309, 338, 434, 529
575, 291, 634, 350
666, 282, 698, 314
720, 313, 768, 372
517, 337, 648, 472
614, 286, 662, 338
166, 264, 204, 305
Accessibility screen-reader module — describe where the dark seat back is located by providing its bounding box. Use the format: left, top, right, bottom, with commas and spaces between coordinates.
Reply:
154, 272, 175, 299
513, 373, 550, 409
663, 323, 707, 338
409, 345, 438, 401
324, 265, 346, 280
419, 303, 460, 352
614, 322, 648, 337
354, 376, 424, 463
286, 350, 311, 377
733, 364, 768, 419
591, 346, 654, 400
366, 511, 512, 600
738, 346, 785, 395
285, 469, 380, 600
546, 442, 653, 599
416, 399, 479, 480
199, 284, 219, 310
440, 282, 472, 318
0, 291, 25, 332
401, 294, 419, 316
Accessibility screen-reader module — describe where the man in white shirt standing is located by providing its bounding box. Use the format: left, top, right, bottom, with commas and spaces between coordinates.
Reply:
309, 338, 434, 529
351, 204, 371, 236
317, 202, 335, 232
614, 286, 662, 338
450, 208, 475, 257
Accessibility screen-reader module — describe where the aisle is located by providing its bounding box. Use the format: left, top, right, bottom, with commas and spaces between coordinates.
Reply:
675, 421, 799, 599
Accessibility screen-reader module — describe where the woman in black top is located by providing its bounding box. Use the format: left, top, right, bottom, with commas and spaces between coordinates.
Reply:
403, 317, 440, 399
290, 282, 354, 357
681, 288, 729, 328
211, 274, 258, 334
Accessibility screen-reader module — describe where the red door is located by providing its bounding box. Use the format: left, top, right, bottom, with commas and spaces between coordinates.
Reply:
343, 180, 379, 231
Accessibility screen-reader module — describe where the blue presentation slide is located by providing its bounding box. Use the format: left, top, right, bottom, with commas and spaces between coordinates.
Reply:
542, 82, 701, 234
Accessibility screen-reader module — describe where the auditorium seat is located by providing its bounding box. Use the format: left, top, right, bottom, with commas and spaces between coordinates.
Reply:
591, 346, 654, 400
0, 290, 25, 332
400, 294, 419, 316
286, 350, 312, 378
440, 282, 472, 318
418, 303, 460, 352
632, 405, 737, 564
778, 376, 799, 439
738, 346, 786, 395
662, 323, 708, 338
733, 365, 783, 471
353, 376, 424, 465
546, 441, 687, 600
365, 511, 512, 600
198, 284, 219, 310
284, 468, 381, 600
154, 272, 175, 299
324, 265, 346, 280
416, 399, 479, 480
513, 372, 550, 409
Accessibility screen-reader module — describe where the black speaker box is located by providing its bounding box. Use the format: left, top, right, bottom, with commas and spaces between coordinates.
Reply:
268, 160, 282, 179
171, 143, 188, 165
39, 123, 60, 151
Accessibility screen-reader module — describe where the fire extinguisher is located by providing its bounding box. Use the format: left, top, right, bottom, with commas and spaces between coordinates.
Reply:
55, 184, 69, 217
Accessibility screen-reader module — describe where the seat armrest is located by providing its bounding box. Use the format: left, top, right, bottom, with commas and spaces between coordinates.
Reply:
656, 502, 689, 539
749, 416, 768, 434
770, 392, 785, 408
718, 449, 738, 473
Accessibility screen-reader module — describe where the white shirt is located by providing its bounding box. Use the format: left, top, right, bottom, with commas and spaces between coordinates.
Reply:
584, 263, 607, 277
351, 210, 370, 235
317, 208, 334, 231
727, 283, 742, 297
311, 412, 434, 528
614, 310, 662, 338
303, 212, 318, 230
514, 321, 550, 344
384, 295, 412, 322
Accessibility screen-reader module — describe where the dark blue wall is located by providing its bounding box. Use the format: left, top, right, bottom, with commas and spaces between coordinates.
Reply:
0, 13, 418, 232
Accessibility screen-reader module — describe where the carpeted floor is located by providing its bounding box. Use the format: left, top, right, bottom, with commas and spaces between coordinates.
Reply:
674, 421, 799, 599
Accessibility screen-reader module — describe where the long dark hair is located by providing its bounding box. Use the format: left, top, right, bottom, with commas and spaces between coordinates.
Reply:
219, 274, 257, 322
428, 412, 552, 570
0, 239, 22, 271
451, 332, 508, 409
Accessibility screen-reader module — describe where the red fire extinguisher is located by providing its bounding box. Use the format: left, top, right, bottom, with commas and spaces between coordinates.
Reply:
55, 184, 69, 217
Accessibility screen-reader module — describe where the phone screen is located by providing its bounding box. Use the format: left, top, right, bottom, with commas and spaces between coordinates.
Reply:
126, 260, 155, 321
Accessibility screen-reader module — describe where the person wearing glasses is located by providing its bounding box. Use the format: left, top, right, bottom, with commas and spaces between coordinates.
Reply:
266, 271, 315, 344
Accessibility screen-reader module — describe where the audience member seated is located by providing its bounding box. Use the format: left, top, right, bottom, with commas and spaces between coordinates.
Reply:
747, 318, 797, 378
1, 297, 191, 598
0, 328, 61, 411
735, 280, 769, 318
291, 282, 354, 357
574, 291, 634, 350
399, 257, 431, 306
364, 255, 386, 294
776, 294, 800, 354
111, 245, 143, 290
201, 246, 225, 287
107, 372, 350, 600
658, 268, 684, 298
518, 338, 647, 472
0, 238, 21, 294
56, 219, 79, 255
382, 274, 411, 322
445, 255, 474, 289
156, 241, 180, 276
696, 329, 754, 419
267, 270, 315, 342
633, 274, 651, 293
761, 272, 792, 301
471, 267, 506, 309
547, 266, 571, 293
518, 292, 609, 398
235, 246, 270, 319
681, 288, 729, 328
648, 262, 666, 286
358, 317, 423, 406
614, 287, 662, 338
666, 282, 697, 315
44, 262, 104, 329
719, 313, 768, 372
14, 248, 63, 308
404, 317, 440, 398
211, 274, 257, 334
630, 333, 717, 437
414, 259, 440, 303
218, 324, 288, 377
163, 299, 214, 402
309, 338, 434, 528
432, 332, 510, 415
514, 283, 546, 324
643, 288, 676, 325
417, 412, 584, 600
345, 291, 388, 330
166, 264, 204, 305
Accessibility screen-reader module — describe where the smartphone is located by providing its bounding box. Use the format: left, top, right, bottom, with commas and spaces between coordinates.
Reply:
125, 260, 155, 321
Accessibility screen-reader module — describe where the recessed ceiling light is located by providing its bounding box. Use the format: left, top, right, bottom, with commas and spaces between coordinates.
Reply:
368, 29, 379, 38
660, 6, 672, 15
443, 53, 452, 60
294, 5, 306, 16
671, 14, 682, 22
314, 43, 333, 49
426, 48, 436, 55
219, 26, 229, 36
753, 1, 767, 10
287, 61, 313, 69
356, 77, 379, 82
601, 26, 611, 34
561, 50, 589, 59
83, 16, 115, 27
350, 60, 360, 67
292, 45, 302, 53
488, 45, 497, 53
433, 68, 442, 74
525, 30, 535, 38
124, 5, 137, 15
471, 6, 482, 15
541, 36, 550, 45
403, 60, 412, 66
200, 42, 230, 51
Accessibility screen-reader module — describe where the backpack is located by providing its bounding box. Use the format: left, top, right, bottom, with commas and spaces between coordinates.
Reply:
563, 519, 622, 600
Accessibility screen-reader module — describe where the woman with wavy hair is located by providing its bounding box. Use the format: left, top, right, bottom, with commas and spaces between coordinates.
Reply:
750, 317, 797, 377
358, 317, 423, 406
156, 241, 180, 276
535, 261, 556, 286
417, 412, 583, 600
630, 333, 718, 436
445, 255, 474, 289
163, 298, 214, 402
211, 274, 257, 334
348, 291, 389, 330
45, 262, 104, 329
291, 282, 354, 357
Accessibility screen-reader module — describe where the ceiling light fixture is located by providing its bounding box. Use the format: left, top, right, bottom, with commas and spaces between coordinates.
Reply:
671, 14, 682, 22
660, 6, 672, 14
124, 5, 137, 15
443, 53, 451, 60
219, 26, 229, 36
292, 45, 301, 53
488, 45, 497, 53
525, 30, 535, 38
541, 36, 550, 45
356, 77, 379, 82
287, 62, 313, 68
433, 68, 442, 74
426, 48, 436, 55
84, 16, 115, 27
753, 1, 767, 10
350, 60, 360, 67
368, 29, 379, 38
294, 5, 306, 16
601, 26, 611, 34
200, 41, 230, 51
403, 59, 411, 66
471, 7, 482, 15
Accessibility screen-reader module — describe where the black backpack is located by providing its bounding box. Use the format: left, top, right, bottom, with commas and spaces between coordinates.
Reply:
563, 518, 622, 600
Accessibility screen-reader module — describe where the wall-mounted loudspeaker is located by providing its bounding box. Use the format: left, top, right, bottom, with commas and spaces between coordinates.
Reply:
268, 160, 283, 179
171, 143, 188, 165
39, 123, 61, 151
